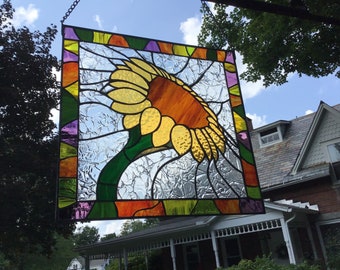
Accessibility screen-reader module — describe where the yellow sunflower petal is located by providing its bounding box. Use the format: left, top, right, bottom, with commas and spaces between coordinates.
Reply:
206, 126, 225, 154
116, 65, 130, 70
195, 129, 212, 160
153, 67, 170, 79
209, 122, 225, 140
140, 108, 161, 135
123, 60, 154, 82
202, 128, 218, 160
111, 100, 151, 114
130, 58, 159, 75
175, 78, 184, 86
204, 106, 218, 121
171, 125, 192, 156
182, 85, 191, 91
110, 81, 148, 94
190, 130, 205, 162
110, 70, 149, 89
108, 89, 146, 104
123, 114, 141, 129
152, 116, 175, 147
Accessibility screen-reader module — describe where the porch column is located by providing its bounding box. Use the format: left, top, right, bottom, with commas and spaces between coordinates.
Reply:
306, 222, 318, 259
211, 230, 221, 268
280, 217, 296, 264
145, 252, 149, 270
123, 248, 128, 270
84, 255, 90, 270
170, 238, 177, 270
119, 253, 122, 270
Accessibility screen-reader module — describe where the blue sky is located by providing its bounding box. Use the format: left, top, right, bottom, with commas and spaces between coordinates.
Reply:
9, 0, 339, 235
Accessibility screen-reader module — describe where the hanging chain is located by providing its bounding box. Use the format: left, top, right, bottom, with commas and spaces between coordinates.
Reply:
61, 0, 81, 24
201, 0, 215, 21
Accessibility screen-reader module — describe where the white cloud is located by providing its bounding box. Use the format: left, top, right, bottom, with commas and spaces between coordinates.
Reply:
246, 113, 267, 129
179, 16, 201, 45
103, 220, 127, 236
93, 14, 103, 29
305, 109, 314, 115
12, 4, 39, 27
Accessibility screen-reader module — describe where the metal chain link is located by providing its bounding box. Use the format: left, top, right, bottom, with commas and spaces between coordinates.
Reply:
61, 0, 81, 24
201, 0, 215, 19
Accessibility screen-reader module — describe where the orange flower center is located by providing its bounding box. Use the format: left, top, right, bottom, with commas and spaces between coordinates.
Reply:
148, 77, 209, 128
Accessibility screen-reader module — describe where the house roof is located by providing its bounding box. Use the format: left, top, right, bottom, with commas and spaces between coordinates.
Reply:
67, 256, 85, 268
251, 102, 340, 189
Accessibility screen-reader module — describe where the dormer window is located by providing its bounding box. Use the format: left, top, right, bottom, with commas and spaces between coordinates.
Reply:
260, 127, 280, 145
257, 121, 290, 148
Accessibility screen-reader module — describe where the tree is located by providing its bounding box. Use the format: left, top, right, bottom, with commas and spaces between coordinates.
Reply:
21, 234, 78, 270
100, 232, 117, 241
73, 226, 100, 247
120, 219, 159, 236
0, 0, 74, 267
198, 1, 340, 86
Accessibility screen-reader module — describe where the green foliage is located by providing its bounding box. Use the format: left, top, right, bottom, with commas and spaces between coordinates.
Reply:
100, 232, 117, 242
73, 226, 100, 247
198, 1, 340, 86
120, 219, 159, 236
0, 252, 10, 269
217, 255, 320, 270
106, 250, 162, 270
19, 234, 78, 270
0, 0, 75, 267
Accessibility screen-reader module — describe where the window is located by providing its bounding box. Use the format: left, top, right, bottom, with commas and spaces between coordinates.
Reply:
260, 127, 281, 146
327, 142, 340, 181
258, 121, 290, 148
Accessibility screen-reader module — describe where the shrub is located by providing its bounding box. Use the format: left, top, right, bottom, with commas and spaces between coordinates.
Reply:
216, 255, 320, 270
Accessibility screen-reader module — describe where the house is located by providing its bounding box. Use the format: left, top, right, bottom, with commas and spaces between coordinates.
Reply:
76, 101, 340, 270
67, 257, 109, 270
67, 257, 85, 270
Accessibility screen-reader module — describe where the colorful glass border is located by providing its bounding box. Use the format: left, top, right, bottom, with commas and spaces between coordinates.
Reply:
58, 25, 264, 221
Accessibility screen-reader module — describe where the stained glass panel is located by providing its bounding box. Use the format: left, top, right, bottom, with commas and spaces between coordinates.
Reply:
58, 25, 264, 221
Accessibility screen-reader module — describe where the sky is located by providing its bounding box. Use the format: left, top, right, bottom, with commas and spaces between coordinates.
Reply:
8, 0, 339, 236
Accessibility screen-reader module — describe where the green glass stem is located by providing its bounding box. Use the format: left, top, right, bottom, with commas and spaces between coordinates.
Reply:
96, 125, 154, 201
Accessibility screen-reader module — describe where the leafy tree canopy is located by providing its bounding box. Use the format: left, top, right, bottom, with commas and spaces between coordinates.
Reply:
0, 0, 75, 267
198, 0, 340, 86
120, 219, 159, 236
73, 226, 100, 247
100, 232, 117, 241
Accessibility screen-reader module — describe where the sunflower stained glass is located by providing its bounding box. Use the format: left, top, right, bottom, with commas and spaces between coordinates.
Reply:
58, 25, 264, 221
